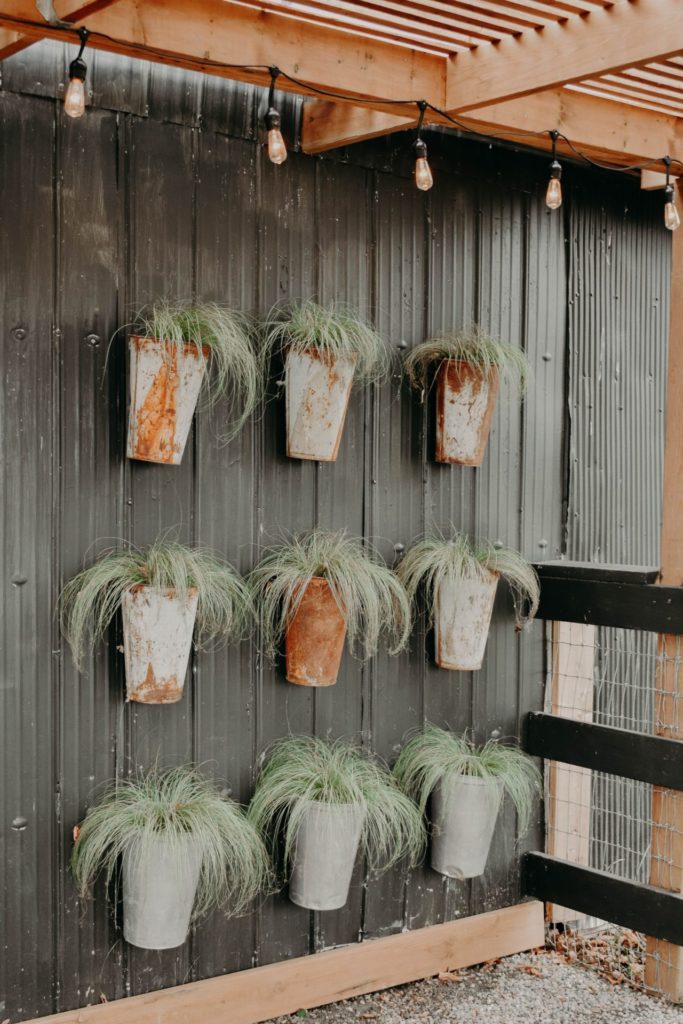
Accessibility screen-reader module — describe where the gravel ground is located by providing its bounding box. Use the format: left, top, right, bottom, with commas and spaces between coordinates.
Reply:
268, 950, 683, 1024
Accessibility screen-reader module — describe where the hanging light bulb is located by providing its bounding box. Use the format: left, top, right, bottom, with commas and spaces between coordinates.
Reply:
413, 100, 433, 192
64, 27, 89, 119
414, 139, 433, 191
663, 159, 680, 231
545, 130, 562, 210
265, 67, 287, 165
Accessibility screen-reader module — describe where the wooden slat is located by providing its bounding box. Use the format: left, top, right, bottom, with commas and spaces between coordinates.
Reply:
445, 0, 683, 113
0, 0, 120, 59
646, 191, 683, 1003
524, 854, 683, 946
21, 902, 544, 1024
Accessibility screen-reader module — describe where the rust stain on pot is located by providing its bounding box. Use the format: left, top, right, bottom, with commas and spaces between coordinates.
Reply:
435, 360, 500, 466
285, 577, 347, 686
130, 662, 184, 704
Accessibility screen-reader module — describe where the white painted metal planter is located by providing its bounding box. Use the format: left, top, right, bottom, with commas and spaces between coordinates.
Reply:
289, 801, 365, 911
122, 833, 203, 949
121, 586, 198, 703
285, 349, 357, 461
127, 336, 208, 465
435, 360, 500, 466
431, 775, 504, 879
434, 571, 499, 671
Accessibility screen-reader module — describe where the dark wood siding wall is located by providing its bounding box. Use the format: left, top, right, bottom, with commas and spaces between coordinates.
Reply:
0, 41, 669, 1022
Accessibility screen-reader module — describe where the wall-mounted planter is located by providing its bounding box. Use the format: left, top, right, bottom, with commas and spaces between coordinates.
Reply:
289, 801, 366, 910
127, 336, 208, 465
435, 360, 499, 466
121, 586, 199, 703
430, 775, 504, 879
434, 571, 499, 671
285, 349, 357, 461
285, 577, 347, 686
122, 833, 203, 949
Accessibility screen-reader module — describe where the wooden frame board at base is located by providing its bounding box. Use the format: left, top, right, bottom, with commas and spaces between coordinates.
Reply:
24, 901, 544, 1024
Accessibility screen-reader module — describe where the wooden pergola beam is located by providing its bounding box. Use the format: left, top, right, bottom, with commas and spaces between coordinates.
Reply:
301, 90, 683, 170
0, 0, 120, 60
446, 0, 683, 113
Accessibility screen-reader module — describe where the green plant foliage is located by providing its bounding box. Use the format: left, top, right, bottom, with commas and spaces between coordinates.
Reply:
404, 325, 530, 396
71, 765, 271, 919
248, 735, 426, 875
265, 300, 392, 385
134, 301, 266, 440
60, 540, 254, 671
393, 726, 541, 833
249, 529, 411, 662
397, 529, 539, 631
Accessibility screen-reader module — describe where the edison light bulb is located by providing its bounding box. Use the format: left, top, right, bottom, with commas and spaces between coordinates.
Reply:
414, 140, 433, 191
664, 186, 680, 231
64, 75, 86, 118
545, 160, 562, 210
268, 127, 287, 165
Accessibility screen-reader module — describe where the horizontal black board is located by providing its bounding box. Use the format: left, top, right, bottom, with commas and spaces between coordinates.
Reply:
534, 575, 683, 633
525, 713, 683, 790
534, 561, 659, 585
523, 854, 683, 945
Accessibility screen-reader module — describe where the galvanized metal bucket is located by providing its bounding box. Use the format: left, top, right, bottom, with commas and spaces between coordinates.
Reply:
435, 360, 500, 466
127, 336, 208, 465
285, 577, 347, 686
434, 571, 499, 671
122, 833, 203, 949
285, 349, 357, 461
289, 801, 365, 911
121, 586, 198, 703
430, 775, 504, 879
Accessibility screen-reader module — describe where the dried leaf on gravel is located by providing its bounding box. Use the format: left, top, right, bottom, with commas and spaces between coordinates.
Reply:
437, 971, 463, 983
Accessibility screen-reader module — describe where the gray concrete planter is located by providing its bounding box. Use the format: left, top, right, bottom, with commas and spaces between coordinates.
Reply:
122, 833, 203, 949
434, 572, 499, 671
289, 801, 365, 911
431, 775, 504, 879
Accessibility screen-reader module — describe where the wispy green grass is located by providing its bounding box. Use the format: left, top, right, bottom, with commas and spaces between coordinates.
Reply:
60, 540, 254, 670
404, 325, 530, 396
265, 300, 392, 385
249, 529, 411, 662
71, 765, 271, 919
248, 735, 426, 875
393, 726, 541, 833
397, 529, 539, 632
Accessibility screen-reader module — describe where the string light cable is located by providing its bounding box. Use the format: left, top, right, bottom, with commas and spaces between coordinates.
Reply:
25, 14, 681, 227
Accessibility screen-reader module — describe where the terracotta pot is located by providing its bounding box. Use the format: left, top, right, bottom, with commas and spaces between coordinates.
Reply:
127, 336, 209, 465
123, 833, 203, 949
435, 359, 500, 466
121, 586, 199, 703
289, 801, 365, 910
434, 571, 499, 671
285, 577, 347, 686
285, 349, 357, 461
430, 775, 504, 879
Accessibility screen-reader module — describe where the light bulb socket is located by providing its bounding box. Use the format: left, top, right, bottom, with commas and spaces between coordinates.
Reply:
549, 159, 562, 181
414, 138, 428, 160
265, 107, 282, 132
665, 183, 675, 204
68, 56, 87, 82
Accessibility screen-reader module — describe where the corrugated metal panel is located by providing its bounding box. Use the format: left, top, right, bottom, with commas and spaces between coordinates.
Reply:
0, 42, 669, 1022
567, 184, 670, 566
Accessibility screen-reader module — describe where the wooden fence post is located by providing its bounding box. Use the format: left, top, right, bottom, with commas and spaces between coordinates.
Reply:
645, 192, 683, 1001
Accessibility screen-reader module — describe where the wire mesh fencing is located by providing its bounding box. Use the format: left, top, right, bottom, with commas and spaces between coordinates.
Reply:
544, 623, 682, 996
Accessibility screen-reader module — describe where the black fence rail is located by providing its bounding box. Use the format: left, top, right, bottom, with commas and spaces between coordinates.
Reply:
522, 562, 683, 946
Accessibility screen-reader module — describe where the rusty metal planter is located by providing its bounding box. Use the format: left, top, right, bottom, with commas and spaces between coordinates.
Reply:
285, 349, 357, 461
435, 360, 500, 466
285, 577, 347, 686
127, 336, 209, 465
434, 571, 499, 671
121, 586, 199, 703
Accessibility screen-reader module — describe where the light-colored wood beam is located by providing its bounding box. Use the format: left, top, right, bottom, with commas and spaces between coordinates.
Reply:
22, 902, 544, 1024
446, 0, 683, 113
0, 0, 120, 60
301, 89, 683, 171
